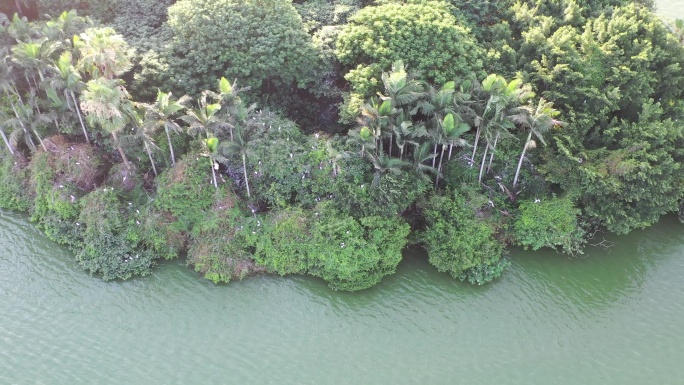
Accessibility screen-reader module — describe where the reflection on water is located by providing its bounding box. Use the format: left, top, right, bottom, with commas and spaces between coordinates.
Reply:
1, 209, 684, 384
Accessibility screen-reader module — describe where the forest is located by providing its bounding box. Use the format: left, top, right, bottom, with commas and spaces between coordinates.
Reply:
1, 0, 683, 291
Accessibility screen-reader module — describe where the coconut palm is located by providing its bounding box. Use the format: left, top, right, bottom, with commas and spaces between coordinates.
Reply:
11, 37, 59, 94
74, 27, 131, 80
367, 152, 411, 189
0, 110, 16, 154
222, 124, 255, 196
139, 89, 189, 166
80, 77, 133, 168
49, 51, 90, 142
122, 108, 161, 176
512, 98, 563, 188
181, 91, 227, 139
213, 77, 252, 141
411, 141, 438, 185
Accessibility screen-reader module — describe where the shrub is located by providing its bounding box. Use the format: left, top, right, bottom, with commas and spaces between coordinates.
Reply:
336, 1, 485, 99
306, 203, 410, 291
163, 0, 320, 98
420, 191, 506, 283
186, 197, 260, 284
0, 152, 31, 212
513, 195, 585, 254
76, 187, 156, 280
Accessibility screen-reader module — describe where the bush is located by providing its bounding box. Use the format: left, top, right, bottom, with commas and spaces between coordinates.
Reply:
246, 202, 410, 291
306, 203, 410, 291
336, 1, 485, 99
513, 195, 585, 254
154, 153, 222, 233
163, 0, 320, 98
247, 207, 311, 276
76, 187, 156, 280
0, 152, 31, 211
420, 191, 506, 283
186, 196, 259, 284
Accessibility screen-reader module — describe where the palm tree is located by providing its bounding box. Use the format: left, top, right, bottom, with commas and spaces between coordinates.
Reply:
411, 141, 438, 185
213, 77, 252, 141
222, 124, 254, 196
512, 98, 562, 188
380, 61, 425, 110
0, 110, 16, 155
367, 152, 410, 189
435, 113, 469, 187
80, 77, 133, 168
346, 126, 375, 158
357, 98, 390, 155
469, 74, 502, 168
181, 91, 227, 139
74, 27, 131, 80
201, 137, 225, 189
49, 51, 90, 143
122, 108, 160, 177
378, 61, 425, 155
484, 79, 535, 174
139, 89, 189, 166
11, 38, 58, 86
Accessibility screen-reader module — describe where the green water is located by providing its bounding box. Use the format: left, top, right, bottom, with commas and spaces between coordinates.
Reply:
2, 207, 684, 384
657, 0, 684, 20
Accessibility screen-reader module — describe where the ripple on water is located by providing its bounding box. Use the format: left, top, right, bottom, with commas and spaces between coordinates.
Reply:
2, 210, 684, 384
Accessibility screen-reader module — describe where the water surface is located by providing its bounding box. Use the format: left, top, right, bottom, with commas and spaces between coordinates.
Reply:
1, 209, 683, 384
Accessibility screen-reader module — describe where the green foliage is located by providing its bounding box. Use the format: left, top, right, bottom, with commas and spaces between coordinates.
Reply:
306, 203, 410, 291
246, 207, 311, 276
248, 116, 333, 208
513, 195, 585, 254
336, 1, 485, 100
186, 196, 257, 284
163, 0, 320, 98
294, 0, 361, 33
542, 102, 684, 234
519, 4, 684, 135
76, 187, 156, 280
420, 191, 506, 283
457, 257, 511, 285
154, 153, 222, 233
0, 153, 30, 211
245, 203, 410, 291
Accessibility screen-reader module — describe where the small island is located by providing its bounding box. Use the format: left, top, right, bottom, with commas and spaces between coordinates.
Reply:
1, 0, 683, 291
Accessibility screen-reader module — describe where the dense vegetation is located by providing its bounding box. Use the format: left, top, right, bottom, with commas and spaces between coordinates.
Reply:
1, 0, 682, 291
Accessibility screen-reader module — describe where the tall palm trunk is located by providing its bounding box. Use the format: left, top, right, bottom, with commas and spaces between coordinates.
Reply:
486, 132, 500, 173
69, 90, 90, 144
513, 132, 532, 188
478, 143, 489, 182
30, 102, 48, 152
209, 157, 218, 189
432, 144, 438, 168
110, 131, 130, 168
164, 126, 175, 166
0, 128, 14, 155
470, 125, 481, 167
242, 152, 251, 198
144, 142, 158, 177
435, 145, 446, 188
9, 99, 36, 150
